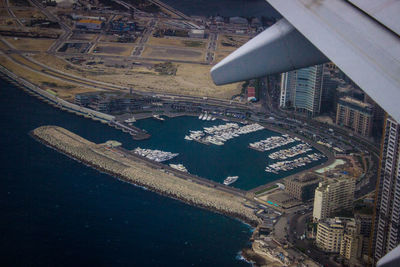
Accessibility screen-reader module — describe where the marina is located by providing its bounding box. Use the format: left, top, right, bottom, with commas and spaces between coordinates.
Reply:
198, 112, 216, 121
133, 147, 179, 162
249, 134, 298, 152
132, 116, 328, 190
265, 153, 325, 173
268, 143, 312, 160
185, 122, 264, 146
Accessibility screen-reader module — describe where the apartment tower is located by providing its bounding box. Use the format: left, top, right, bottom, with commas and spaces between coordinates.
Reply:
374, 116, 400, 261
279, 65, 323, 117
313, 177, 356, 221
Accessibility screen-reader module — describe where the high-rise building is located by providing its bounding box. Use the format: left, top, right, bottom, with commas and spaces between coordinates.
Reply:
364, 94, 386, 140
336, 96, 374, 137
320, 65, 340, 114
313, 177, 356, 221
279, 71, 295, 108
374, 116, 400, 261
279, 65, 323, 117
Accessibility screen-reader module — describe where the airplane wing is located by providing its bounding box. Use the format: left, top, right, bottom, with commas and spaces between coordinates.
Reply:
211, 0, 400, 122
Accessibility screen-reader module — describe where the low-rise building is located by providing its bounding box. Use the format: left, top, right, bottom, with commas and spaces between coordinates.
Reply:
285, 174, 320, 201
74, 92, 155, 113
316, 217, 347, 253
316, 217, 363, 263
340, 219, 363, 262
313, 177, 355, 221
188, 29, 205, 38
229, 16, 248, 25
355, 212, 373, 258
76, 19, 103, 30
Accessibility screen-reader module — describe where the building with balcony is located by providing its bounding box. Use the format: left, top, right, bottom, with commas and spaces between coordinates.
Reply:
374, 117, 400, 261
336, 96, 374, 137
313, 177, 355, 221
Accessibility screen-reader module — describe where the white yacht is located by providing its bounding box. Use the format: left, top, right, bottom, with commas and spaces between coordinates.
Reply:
223, 176, 239, 185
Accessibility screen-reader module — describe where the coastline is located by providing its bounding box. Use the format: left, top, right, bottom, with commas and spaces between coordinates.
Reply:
31, 126, 261, 228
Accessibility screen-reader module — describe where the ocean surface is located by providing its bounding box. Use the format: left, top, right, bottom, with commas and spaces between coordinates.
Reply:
132, 116, 326, 190
0, 79, 253, 266
160, 0, 281, 18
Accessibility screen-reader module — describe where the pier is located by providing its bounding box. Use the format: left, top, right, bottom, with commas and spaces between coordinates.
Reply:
31, 126, 260, 226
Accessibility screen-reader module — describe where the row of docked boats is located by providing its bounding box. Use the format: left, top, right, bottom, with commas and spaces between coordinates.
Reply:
184, 122, 264, 146
268, 143, 312, 160
265, 153, 324, 173
249, 134, 299, 152
133, 147, 179, 162
198, 112, 216, 121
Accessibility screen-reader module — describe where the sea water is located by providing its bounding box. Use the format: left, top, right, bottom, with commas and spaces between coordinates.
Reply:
0, 79, 252, 266
132, 116, 326, 190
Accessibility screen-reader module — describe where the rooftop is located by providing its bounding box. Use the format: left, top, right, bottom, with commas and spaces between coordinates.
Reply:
78, 19, 103, 24
339, 96, 373, 109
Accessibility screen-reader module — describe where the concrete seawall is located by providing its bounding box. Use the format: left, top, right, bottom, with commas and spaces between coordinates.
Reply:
0, 66, 149, 140
31, 126, 260, 226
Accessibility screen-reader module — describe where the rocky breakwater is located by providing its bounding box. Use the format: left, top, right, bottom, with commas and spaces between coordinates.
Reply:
31, 126, 260, 226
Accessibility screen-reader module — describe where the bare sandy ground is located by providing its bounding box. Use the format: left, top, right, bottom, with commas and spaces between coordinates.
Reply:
31, 53, 242, 99
4, 36, 54, 51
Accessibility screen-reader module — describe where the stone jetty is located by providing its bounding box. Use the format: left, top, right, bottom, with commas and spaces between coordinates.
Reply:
31, 126, 260, 226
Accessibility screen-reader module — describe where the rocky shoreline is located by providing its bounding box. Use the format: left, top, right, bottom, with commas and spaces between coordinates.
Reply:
31, 126, 261, 229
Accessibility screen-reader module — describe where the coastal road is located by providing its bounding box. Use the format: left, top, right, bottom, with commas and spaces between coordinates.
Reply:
147, 0, 192, 21
1, 38, 254, 112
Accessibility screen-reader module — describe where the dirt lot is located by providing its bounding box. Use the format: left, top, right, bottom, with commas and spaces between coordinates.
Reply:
214, 51, 233, 64
30, 53, 241, 99
0, 54, 96, 100
0, 8, 10, 16
70, 33, 96, 41
12, 8, 44, 19
147, 36, 206, 49
92, 43, 134, 56
4, 37, 54, 51
142, 46, 205, 62
100, 34, 138, 43
58, 42, 90, 53
217, 34, 251, 52
9, 0, 31, 7
0, 18, 16, 26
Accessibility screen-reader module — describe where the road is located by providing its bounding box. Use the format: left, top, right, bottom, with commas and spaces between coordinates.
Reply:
28, 0, 72, 53
206, 33, 217, 64
132, 19, 157, 56
147, 0, 192, 21
5, 0, 24, 27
